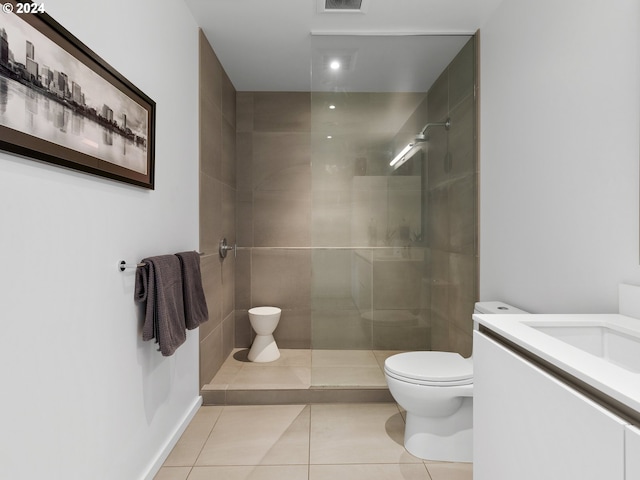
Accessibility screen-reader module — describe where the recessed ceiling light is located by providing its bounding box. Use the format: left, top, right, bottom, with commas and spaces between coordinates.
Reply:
329, 104, 336, 110
318, 51, 357, 73
327, 135, 333, 139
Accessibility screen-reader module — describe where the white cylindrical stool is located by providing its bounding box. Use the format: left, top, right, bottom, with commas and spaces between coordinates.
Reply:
247, 306, 281, 362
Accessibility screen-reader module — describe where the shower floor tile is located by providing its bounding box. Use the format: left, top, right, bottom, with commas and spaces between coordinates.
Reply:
205, 348, 400, 390
311, 349, 379, 367
232, 365, 311, 389
202, 348, 405, 404
204, 349, 312, 391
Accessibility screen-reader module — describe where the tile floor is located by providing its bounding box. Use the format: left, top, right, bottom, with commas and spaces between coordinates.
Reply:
155, 403, 473, 480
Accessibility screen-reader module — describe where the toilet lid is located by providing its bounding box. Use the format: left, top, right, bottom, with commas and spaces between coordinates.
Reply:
384, 351, 473, 385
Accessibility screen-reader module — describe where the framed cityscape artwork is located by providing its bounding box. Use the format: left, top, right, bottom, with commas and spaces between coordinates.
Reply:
0, 1, 156, 189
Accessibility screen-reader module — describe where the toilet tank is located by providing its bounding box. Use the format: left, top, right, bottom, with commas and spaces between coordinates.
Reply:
474, 301, 529, 315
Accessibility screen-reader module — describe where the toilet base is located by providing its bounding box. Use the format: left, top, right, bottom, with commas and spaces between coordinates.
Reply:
404, 398, 473, 462
248, 334, 280, 362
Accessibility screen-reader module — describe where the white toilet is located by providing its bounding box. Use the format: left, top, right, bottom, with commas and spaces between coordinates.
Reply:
247, 306, 281, 362
384, 301, 529, 462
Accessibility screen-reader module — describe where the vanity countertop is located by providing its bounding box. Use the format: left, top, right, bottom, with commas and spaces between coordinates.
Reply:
473, 313, 640, 416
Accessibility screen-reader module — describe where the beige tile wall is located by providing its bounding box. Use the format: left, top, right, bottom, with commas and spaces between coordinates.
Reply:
235, 92, 313, 349
426, 37, 478, 357
199, 30, 237, 387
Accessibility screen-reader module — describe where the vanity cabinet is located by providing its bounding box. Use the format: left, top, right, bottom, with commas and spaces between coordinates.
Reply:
626, 425, 640, 478
474, 331, 627, 480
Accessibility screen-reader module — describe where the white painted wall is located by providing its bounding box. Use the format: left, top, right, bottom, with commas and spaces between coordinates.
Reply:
0, 0, 200, 478
479, 0, 640, 313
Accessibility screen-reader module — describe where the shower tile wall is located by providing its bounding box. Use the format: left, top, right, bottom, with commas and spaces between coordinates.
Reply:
235, 92, 313, 349
199, 30, 237, 387
426, 37, 477, 356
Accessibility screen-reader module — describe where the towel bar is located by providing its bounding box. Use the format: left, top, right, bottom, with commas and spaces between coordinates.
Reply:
119, 252, 205, 271
119, 260, 145, 271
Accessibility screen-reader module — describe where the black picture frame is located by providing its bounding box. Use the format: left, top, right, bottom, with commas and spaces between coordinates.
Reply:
0, 1, 156, 189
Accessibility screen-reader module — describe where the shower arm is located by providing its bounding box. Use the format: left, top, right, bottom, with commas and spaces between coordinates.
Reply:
418, 118, 451, 137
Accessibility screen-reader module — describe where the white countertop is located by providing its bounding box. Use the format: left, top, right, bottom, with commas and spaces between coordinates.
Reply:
473, 313, 640, 415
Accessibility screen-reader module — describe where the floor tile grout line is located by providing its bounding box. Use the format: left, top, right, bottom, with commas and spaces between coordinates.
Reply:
191, 404, 312, 470
423, 461, 434, 480
187, 463, 310, 467
308, 403, 313, 479
190, 405, 226, 469
184, 461, 454, 467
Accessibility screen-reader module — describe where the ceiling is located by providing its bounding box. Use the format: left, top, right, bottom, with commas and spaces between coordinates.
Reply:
183, 0, 504, 92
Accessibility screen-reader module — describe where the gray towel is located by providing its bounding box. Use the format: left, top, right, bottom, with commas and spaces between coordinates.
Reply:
134, 255, 187, 356
175, 251, 209, 329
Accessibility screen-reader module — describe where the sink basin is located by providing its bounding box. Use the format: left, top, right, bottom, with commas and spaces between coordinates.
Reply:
527, 322, 640, 373
474, 293, 640, 420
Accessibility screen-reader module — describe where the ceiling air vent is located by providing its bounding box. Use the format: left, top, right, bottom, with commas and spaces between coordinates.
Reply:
326, 0, 362, 9
317, 0, 368, 13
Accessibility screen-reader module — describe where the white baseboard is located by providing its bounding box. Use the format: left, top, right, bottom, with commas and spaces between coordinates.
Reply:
142, 395, 203, 480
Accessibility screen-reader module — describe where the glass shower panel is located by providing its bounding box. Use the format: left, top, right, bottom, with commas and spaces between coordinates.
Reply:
311, 248, 372, 349
310, 92, 431, 351
309, 35, 477, 358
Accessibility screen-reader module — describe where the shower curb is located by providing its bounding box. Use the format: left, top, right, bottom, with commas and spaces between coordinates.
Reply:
201, 386, 394, 405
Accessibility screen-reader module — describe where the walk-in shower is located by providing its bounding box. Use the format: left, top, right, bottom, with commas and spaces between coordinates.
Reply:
203, 33, 478, 399
310, 34, 478, 364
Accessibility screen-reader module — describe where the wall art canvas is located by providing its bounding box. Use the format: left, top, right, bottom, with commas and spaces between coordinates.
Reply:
0, 1, 155, 188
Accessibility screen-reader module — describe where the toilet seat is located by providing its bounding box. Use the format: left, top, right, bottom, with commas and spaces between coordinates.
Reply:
384, 351, 473, 386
